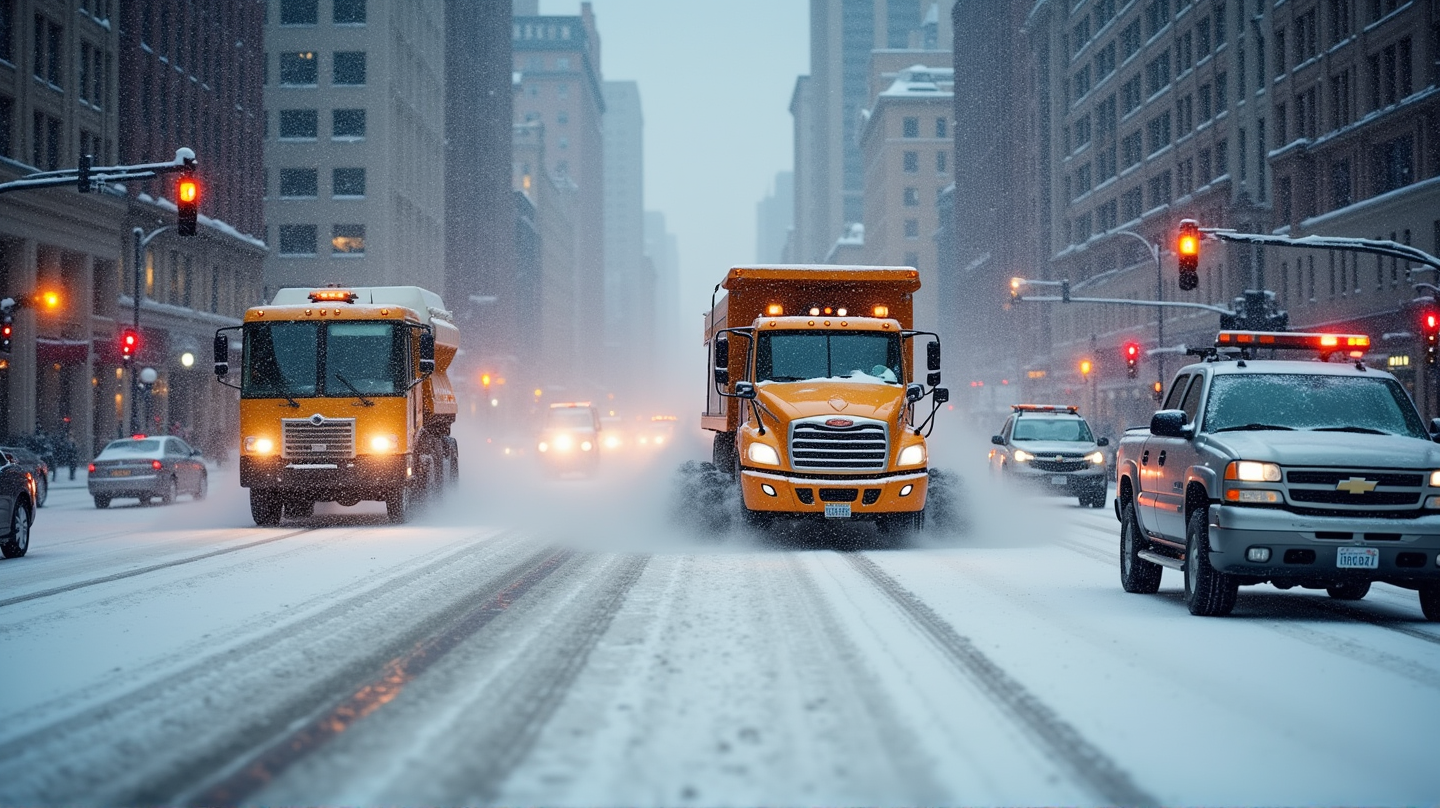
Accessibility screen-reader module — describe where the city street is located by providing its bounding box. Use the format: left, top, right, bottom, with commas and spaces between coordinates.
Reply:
3, 429, 1437, 806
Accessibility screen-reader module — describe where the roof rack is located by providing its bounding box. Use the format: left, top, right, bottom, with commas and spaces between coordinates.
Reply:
1012, 404, 1079, 414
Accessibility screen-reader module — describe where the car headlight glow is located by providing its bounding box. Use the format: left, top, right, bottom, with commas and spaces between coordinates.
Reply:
538, 441, 549, 453
554, 434, 573, 452
747, 442, 780, 466
898, 444, 926, 466
1228, 461, 1281, 482
1012, 449, 1033, 462
1430, 470, 1440, 487
605, 436, 621, 449
1086, 451, 1105, 465
581, 440, 593, 452
245, 436, 274, 454
370, 434, 400, 452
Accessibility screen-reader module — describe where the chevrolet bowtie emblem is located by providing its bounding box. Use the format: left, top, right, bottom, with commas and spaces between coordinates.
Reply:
1336, 477, 1378, 495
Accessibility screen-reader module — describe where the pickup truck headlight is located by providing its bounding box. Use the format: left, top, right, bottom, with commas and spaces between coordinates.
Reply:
1012, 449, 1034, 462
746, 442, 780, 466
898, 444, 926, 467
1085, 451, 1105, 465
1429, 470, 1440, 487
1225, 461, 1281, 482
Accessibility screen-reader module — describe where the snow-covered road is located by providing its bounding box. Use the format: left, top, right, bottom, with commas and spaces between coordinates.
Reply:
2, 449, 1438, 805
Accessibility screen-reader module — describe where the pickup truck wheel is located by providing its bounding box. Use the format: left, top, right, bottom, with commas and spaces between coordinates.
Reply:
250, 489, 282, 527
1418, 585, 1440, 622
1119, 503, 1162, 594
1184, 508, 1238, 616
1325, 581, 1370, 601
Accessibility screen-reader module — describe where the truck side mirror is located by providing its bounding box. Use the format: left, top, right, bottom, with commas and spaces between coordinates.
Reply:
419, 330, 436, 376
1150, 409, 1191, 438
906, 383, 924, 402
927, 340, 941, 372
213, 334, 228, 377
1097, 436, 1110, 447
932, 386, 949, 404
927, 371, 941, 387
991, 434, 1006, 445
713, 335, 729, 385
734, 381, 757, 400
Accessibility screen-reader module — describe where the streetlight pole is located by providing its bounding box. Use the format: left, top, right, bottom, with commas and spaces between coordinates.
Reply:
130, 225, 173, 434
1110, 230, 1165, 391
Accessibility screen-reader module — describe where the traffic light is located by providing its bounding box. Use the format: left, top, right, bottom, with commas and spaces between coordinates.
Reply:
120, 328, 140, 361
1079, 359, 1093, 377
1177, 219, 1200, 291
1, 315, 12, 354
40, 291, 60, 310
176, 172, 199, 237
1423, 308, 1440, 365
1152, 381, 1164, 402
1123, 342, 1141, 379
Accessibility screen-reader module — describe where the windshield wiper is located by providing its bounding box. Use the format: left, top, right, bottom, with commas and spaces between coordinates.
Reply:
1213, 423, 1296, 432
767, 375, 806, 382
1311, 425, 1391, 435
332, 373, 374, 406
267, 392, 300, 408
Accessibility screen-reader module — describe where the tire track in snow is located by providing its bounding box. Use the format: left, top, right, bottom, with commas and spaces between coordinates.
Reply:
0, 527, 318, 608
846, 554, 1160, 808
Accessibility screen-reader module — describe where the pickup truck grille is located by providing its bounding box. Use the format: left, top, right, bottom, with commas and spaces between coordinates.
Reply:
282, 417, 356, 459
1284, 467, 1424, 512
1031, 459, 1088, 472
789, 419, 888, 472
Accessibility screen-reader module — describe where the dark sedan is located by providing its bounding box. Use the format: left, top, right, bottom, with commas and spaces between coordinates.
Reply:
0, 451, 35, 558
88, 436, 209, 508
0, 446, 49, 508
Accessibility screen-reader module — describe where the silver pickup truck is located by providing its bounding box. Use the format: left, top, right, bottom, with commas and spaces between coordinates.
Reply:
1114, 332, 1440, 619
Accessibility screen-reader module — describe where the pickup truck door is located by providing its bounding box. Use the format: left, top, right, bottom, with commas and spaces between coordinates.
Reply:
1136, 374, 1191, 538
1151, 374, 1206, 540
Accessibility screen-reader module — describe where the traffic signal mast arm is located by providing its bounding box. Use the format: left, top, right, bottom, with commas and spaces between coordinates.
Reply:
1197, 228, 1440, 273
0, 147, 196, 195
1012, 284, 1235, 315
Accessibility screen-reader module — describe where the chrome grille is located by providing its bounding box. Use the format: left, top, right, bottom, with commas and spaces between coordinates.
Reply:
789, 419, 888, 471
282, 416, 356, 459
1284, 467, 1425, 512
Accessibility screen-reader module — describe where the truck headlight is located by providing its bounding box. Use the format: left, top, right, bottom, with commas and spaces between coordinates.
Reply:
1429, 470, 1440, 487
1226, 461, 1281, 482
370, 434, 399, 452
244, 436, 274, 455
898, 444, 926, 466
1085, 451, 1105, 465
747, 442, 780, 466
581, 440, 593, 452
554, 434, 573, 452
1012, 449, 1033, 462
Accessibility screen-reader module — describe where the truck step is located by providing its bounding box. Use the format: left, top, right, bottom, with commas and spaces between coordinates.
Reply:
1138, 550, 1185, 570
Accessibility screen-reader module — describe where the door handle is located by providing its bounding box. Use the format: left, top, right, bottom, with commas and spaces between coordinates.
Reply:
1158, 450, 1167, 466
1141, 450, 1149, 465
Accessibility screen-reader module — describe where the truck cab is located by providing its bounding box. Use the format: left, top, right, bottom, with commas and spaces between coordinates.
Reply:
1114, 330, 1440, 619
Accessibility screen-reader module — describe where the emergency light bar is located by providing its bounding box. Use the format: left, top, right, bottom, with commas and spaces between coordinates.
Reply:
1215, 331, 1370, 351
1012, 404, 1080, 414
309, 289, 358, 303
550, 401, 593, 408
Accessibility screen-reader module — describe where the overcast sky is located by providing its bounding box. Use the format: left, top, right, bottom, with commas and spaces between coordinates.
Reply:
539, 0, 809, 322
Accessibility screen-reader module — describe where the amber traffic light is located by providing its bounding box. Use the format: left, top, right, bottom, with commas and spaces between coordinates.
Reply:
177, 174, 199, 236
1177, 219, 1200, 291
1079, 359, 1093, 377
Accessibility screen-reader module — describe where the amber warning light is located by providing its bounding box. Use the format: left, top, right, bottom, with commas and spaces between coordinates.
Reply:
308, 289, 358, 303
1216, 330, 1370, 354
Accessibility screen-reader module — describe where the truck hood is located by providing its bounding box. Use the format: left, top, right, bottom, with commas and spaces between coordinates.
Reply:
754, 380, 906, 425
1011, 440, 1100, 456
1203, 430, 1440, 469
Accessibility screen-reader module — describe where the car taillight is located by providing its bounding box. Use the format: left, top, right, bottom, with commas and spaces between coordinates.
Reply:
151, 460, 163, 470
88, 463, 96, 473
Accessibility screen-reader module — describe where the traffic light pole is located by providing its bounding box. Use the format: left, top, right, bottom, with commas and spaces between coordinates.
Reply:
0, 148, 196, 195
130, 225, 173, 435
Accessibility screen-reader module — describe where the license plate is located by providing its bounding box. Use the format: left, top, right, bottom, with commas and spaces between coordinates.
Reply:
1051, 475, 1068, 485
1337, 547, 1379, 569
824, 503, 852, 519
112, 469, 132, 476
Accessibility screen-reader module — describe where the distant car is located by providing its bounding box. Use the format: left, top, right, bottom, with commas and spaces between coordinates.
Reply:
0, 446, 48, 507
87, 436, 209, 508
538, 402, 601, 476
989, 404, 1110, 508
0, 451, 35, 558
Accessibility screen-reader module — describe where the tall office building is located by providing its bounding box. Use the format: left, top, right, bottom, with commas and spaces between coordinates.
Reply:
513, 5, 607, 386
263, 0, 447, 293
756, 171, 794, 263
602, 80, 646, 382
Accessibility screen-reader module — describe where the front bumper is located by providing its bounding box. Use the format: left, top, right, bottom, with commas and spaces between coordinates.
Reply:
241, 455, 409, 497
1006, 463, 1106, 492
1208, 504, 1440, 582
739, 468, 927, 516
88, 473, 164, 496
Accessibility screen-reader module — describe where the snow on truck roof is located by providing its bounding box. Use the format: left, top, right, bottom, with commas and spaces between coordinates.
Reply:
723, 265, 921, 291
267, 286, 453, 325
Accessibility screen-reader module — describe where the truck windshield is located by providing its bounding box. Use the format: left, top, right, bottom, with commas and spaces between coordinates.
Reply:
1012, 418, 1094, 442
755, 331, 902, 384
242, 321, 407, 398
547, 409, 596, 430
1204, 374, 1427, 438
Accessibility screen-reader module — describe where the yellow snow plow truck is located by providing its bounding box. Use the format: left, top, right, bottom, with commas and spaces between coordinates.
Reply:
702, 265, 948, 532
214, 286, 459, 525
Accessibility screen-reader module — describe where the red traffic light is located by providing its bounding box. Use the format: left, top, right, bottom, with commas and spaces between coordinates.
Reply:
120, 328, 141, 359
1123, 342, 1140, 358
1123, 342, 1141, 378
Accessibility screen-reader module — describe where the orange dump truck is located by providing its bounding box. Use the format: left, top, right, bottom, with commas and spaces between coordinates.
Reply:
703, 265, 948, 531
213, 286, 460, 525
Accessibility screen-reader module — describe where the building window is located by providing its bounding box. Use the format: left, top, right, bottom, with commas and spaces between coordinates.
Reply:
904, 219, 920, 239
902, 117, 919, 138
1176, 94, 1193, 133
1215, 138, 1228, 176
903, 151, 919, 173
32, 15, 62, 86
1329, 0, 1352, 45
557, 83, 569, 98
1097, 199, 1118, 232
279, 51, 318, 86
1147, 170, 1172, 208
278, 225, 318, 256
1277, 175, 1292, 223
332, 224, 365, 255
936, 151, 947, 174
557, 111, 569, 125
1146, 111, 1171, 154
1074, 114, 1091, 148
1095, 42, 1116, 80
279, 168, 319, 198
1373, 135, 1413, 194
903, 187, 919, 206
1330, 70, 1352, 129
1121, 75, 1142, 113
0, 0, 12, 63
1121, 130, 1142, 167
333, 167, 365, 197
935, 117, 946, 138
333, 108, 366, 139
334, 0, 366, 25
1215, 71, 1228, 110
1295, 86, 1318, 139
1145, 51, 1171, 96
280, 0, 317, 25
1120, 19, 1141, 59
1145, 0, 1171, 38
333, 51, 366, 85
1199, 148, 1213, 181
32, 111, 59, 170
278, 109, 318, 140
1121, 186, 1143, 220
1072, 65, 1091, 102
